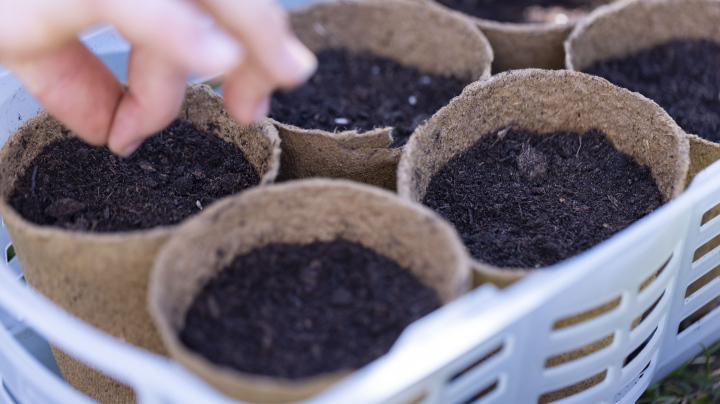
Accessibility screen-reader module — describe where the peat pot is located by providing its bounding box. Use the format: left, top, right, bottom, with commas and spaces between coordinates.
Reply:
149, 179, 471, 403
397, 69, 689, 288
273, 0, 492, 191
427, 0, 628, 72
0, 83, 281, 404
566, 0, 720, 185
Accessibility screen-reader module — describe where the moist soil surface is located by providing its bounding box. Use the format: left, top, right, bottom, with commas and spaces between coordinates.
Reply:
584, 39, 720, 142
436, 0, 612, 24
422, 129, 664, 269
9, 120, 260, 232
270, 49, 470, 148
180, 240, 441, 379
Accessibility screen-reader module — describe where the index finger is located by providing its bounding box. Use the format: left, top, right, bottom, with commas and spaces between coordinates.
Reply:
195, 0, 316, 88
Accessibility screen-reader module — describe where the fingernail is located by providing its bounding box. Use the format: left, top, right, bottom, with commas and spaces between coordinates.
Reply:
121, 140, 143, 157
281, 36, 317, 82
201, 28, 245, 72
253, 96, 271, 122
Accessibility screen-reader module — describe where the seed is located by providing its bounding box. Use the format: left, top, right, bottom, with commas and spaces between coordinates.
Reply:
334, 118, 349, 125
408, 95, 418, 106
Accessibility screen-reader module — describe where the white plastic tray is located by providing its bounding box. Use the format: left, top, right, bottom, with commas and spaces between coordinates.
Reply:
2, 18, 720, 404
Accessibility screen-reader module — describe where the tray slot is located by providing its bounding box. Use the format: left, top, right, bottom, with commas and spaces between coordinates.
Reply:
457, 380, 499, 404
678, 296, 720, 334
693, 232, 720, 263
632, 292, 664, 331
638, 256, 672, 294
449, 345, 503, 383
537, 369, 607, 404
443, 342, 506, 404
552, 297, 621, 331
544, 333, 614, 369
686, 262, 720, 298
701, 202, 720, 227
624, 327, 657, 368
615, 360, 654, 403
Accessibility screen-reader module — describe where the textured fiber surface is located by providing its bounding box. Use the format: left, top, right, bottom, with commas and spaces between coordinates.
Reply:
567, 0, 720, 182
584, 40, 720, 142
149, 179, 470, 403
274, 0, 491, 190
398, 69, 688, 286
567, 0, 720, 73
0, 83, 280, 404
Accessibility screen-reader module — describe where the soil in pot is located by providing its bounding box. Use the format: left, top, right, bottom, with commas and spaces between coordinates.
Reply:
422, 128, 663, 269
179, 239, 441, 379
436, 0, 614, 24
9, 120, 260, 232
583, 39, 720, 143
270, 49, 470, 148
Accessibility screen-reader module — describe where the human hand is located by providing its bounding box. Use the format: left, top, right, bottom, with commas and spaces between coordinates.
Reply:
0, 0, 317, 156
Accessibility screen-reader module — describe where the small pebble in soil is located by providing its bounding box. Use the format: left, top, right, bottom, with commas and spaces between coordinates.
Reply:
584, 39, 720, 142
9, 120, 260, 232
270, 49, 470, 148
180, 240, 441, 379
422, 128, 663, 269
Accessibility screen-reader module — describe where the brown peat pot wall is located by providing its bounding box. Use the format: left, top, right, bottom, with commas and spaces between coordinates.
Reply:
566, 0, 720, 185
273, 0, 492, 191
397, 69, 689, 288
0, 83, 281, 404
148, 179, 470, 403
425, 0, 627, 72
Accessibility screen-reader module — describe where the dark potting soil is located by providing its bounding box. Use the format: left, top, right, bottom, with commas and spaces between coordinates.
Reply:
436, 0, 612, 24
180, 240, 441, 379
270, 49, 470, 148
584, 39, 720, 142
423, 129, 663, 269
9, 120, 260, 232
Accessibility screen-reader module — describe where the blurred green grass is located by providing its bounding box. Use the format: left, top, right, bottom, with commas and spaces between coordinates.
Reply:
639, 340, 720, 403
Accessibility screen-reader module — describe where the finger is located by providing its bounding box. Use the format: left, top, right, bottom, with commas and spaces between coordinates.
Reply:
3, 40, 122, 146
99, 0, 244, 76
1, 0, 244, 76
223, 59, 275, 124
195, 0, 316, 87
0, 0, 98, 57
107, 46, 188, 156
